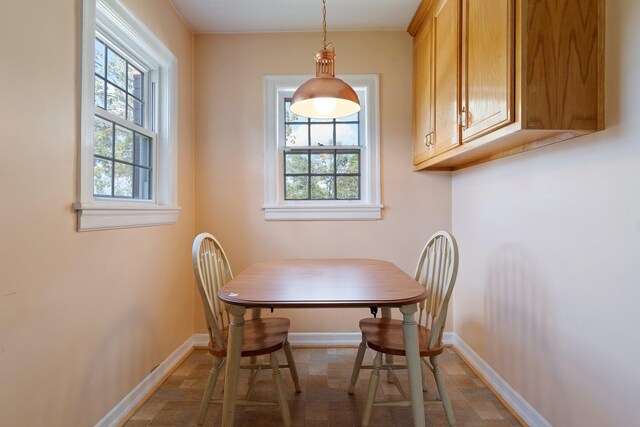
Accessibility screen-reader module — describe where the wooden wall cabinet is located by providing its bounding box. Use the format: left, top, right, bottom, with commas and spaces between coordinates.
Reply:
409, 0, 604, 171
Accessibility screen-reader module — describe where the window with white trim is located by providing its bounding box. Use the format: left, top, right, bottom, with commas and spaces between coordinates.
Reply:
263, 75, 382, 221
75, 0, 179, 231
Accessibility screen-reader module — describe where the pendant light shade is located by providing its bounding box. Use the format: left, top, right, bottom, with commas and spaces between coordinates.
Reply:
289, 0, 360, 119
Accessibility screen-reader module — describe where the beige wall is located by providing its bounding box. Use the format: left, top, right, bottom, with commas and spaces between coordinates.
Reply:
0, 1, 194, 425
194, 31, 452, 332
451, 1, 639, 425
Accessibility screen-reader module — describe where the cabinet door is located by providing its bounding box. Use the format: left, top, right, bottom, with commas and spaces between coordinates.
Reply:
461, 0, 514, 141
412, 17, 434, 166
432, 0, 461, 157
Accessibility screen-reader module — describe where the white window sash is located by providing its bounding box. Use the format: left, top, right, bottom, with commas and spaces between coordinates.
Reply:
94, 108, 157, 140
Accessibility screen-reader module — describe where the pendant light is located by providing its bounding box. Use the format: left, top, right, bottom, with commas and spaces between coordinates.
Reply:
289, 0, 360, 119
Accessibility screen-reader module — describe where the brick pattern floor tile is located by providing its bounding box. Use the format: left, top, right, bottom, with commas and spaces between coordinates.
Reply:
125, 348, 522, 427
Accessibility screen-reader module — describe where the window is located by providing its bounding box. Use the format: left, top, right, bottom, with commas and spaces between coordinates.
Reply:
283, 99, 361, 201
264, 75, 382, 220
75, 0, 179, 231
93, 39, 152, 199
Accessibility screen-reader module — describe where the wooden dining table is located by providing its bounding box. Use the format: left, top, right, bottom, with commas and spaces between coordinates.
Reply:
218, 258, 429, 427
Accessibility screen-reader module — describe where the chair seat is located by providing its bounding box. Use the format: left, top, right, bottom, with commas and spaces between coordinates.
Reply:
360, 318, 443, 357
208, 317, 290, 358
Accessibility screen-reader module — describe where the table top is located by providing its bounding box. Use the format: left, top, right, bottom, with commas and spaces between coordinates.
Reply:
218, 259, 427, 308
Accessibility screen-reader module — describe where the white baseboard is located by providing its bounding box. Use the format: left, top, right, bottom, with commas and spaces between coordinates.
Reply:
94, 336, 194, 427
288, 332, 362, 346
196, 331, 454, 347
98, 331, 544, 427
452, 334, 551, 427
443, 331, 454, 345
193, 333, 209, 347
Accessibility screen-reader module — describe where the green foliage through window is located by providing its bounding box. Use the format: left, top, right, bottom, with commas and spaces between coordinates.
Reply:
283, 99, 361, 201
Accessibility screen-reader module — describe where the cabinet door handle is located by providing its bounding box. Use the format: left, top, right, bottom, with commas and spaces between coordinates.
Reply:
459, 107, 468, 130
424, 131, 434, 146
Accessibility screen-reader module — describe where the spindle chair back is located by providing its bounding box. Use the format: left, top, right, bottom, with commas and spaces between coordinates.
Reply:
347, 231, 460, 426
192, 232, 232, 353
414, 230, 459, 350
191, 232, 301, 426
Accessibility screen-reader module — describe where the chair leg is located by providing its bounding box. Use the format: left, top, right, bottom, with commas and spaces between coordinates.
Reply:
197, 356, 224, 425
421, 358, 429, 392
362, 352, 382, 426
245, 366, 263, 400
283, 339, 302, 392
270, 352, 292, 427
248, 355, 258, 385
385, 354, 395, 383
348, 336, 367, 394
431, 355, 456, 427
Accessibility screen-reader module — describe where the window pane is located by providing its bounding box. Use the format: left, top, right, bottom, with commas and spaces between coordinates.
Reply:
106, 48, 126, 88
114, 162, 133, 197
311, 176, 335, 199
95, 39, 106, 77
285, 153, 308, 174
95, 77, 105, 109
310, 152, 334, 174
115, 126, 133, 162
107, 83, 126, 119
285, 124, 308, 147
337, 112, 358, 122
284, 100, 306, 123
337, 176, 359, 200
127, 96, 143, 126
133, 167, 151, 199
128, 65, 143, 99
94, 117, 112, 157
94, 158, 112, 196
336, 152, 359, 174
134, 134, 151, 167
285, 176, 308, 200
278, 96, 363, 204
310, 124, 333, 146
336, 123, 358, 146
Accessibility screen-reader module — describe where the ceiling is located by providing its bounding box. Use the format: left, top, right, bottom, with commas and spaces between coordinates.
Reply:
170, 0, 421, 33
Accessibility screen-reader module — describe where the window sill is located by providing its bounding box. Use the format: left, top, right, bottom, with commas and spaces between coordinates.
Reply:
263, 204, 383, 221
73, 202, 180, 231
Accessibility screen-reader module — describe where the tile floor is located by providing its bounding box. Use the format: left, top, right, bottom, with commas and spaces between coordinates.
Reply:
125, 347, 522, 426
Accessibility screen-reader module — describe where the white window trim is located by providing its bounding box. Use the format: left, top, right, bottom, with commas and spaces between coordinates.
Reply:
263, 74, 382, 221
74, 0, 179, 231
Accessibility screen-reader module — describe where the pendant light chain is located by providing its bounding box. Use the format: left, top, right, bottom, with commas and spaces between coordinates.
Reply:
322, 0, 327, 48
289, 0, 361, 119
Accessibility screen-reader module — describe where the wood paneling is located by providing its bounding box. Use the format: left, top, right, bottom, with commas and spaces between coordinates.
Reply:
409, 0, 604, 170
413, 18, 435, 165
526, 0, 602, 130
407, 0, 437, 36
433, 0, 460, 157
462, 0, 514, 141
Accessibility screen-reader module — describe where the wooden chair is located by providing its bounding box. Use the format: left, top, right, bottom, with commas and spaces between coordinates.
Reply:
347, 231, 459, 426
192, 233, 301, 426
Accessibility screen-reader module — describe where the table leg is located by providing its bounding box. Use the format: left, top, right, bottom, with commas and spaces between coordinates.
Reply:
380, 307, 395, 383
400, 303, 425, 427
221, 304, 245, 427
